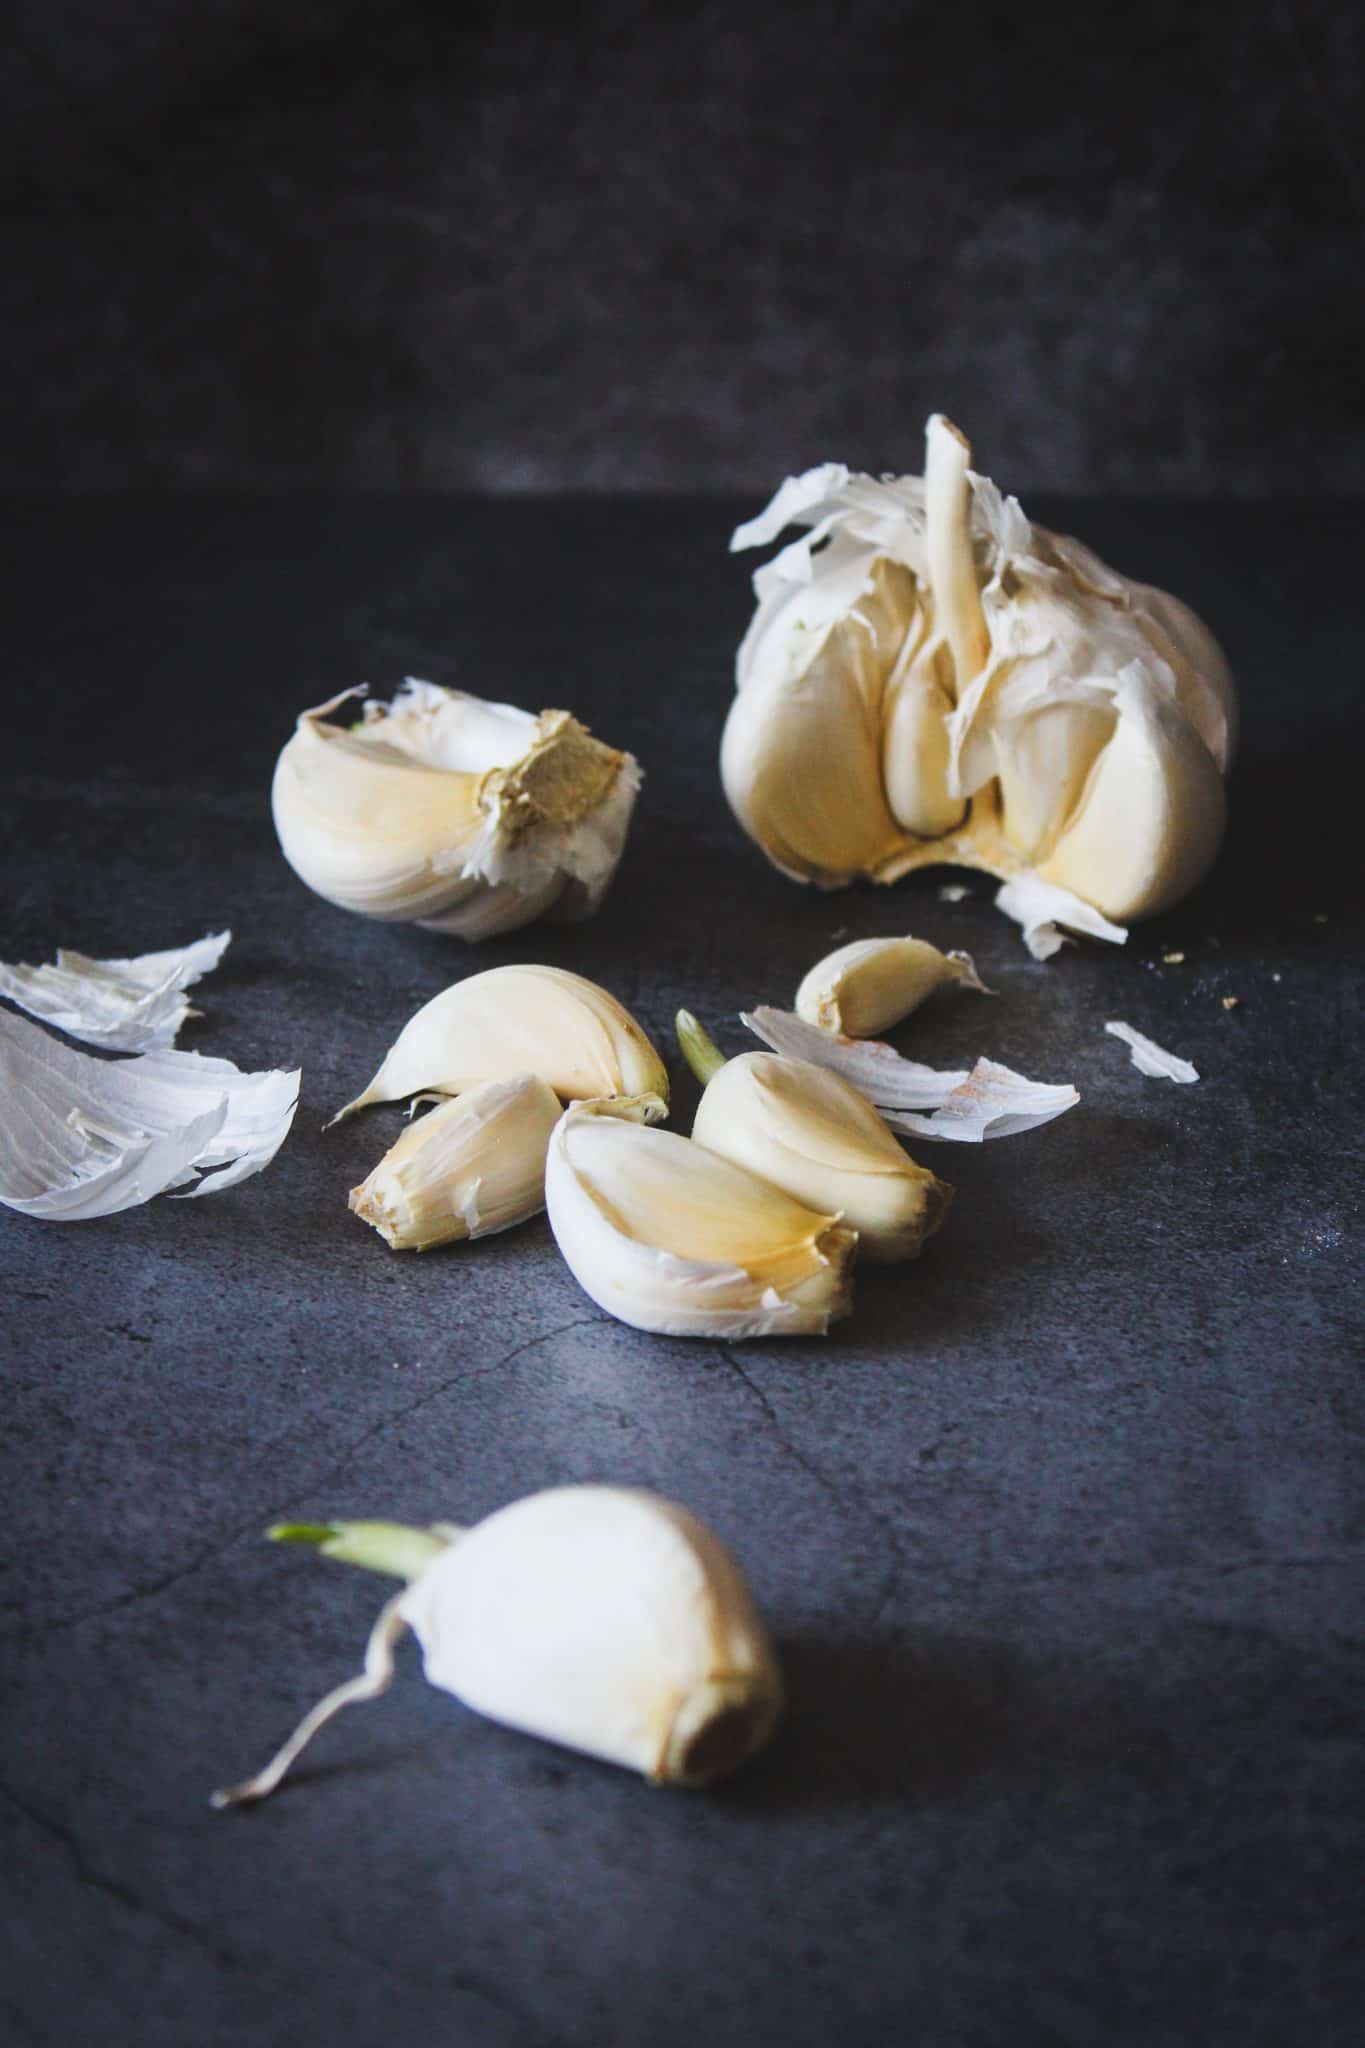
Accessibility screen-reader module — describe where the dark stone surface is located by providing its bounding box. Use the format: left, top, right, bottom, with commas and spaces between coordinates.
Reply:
5, 0, 1365, 494
1, 495, 1363, 2046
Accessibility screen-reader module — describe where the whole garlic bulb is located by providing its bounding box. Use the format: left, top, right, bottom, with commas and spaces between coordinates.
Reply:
272, 679, 641, 939
721, 417, 1236, 944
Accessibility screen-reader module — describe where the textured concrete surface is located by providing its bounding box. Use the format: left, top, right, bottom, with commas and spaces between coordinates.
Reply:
5, 0, 1365, 494
1, 496, 1362, 2045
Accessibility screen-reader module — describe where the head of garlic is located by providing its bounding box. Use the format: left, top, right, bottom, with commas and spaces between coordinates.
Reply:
721, 417, 1235, 948
212, 1486, 783, 1805
545, 1097, 856, 1338
334, 964, 669, 1122
678, 1011, 951, 1264
272, 679, 641, 940
349, 1072, 563, 1250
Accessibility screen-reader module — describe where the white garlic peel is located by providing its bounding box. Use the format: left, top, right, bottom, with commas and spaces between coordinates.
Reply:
545, 1098, 856, 1338
795, 935, 990, 1037
684, 1028, 952, 1264
0, 1007, 299, 1220
334, 965, 670, 1123
744, 1008, 1078, 1143
1105, 1021, 1199, 1085
271, 680, 641, 939
0, 930, 231, 1053
211, 1487, 783, 1803
722, 417, 1235, 945
349, 1073, 563, 1250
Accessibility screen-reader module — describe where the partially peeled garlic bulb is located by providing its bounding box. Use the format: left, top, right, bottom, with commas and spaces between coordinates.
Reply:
349, 1073, 562, 1250
272, 680, 641, 939
212, 1486, 783, 1802
722, 417, 1235, 948
545, 1097, 856, 1338
795, 935, 989, 1037
334, 965, 669, 1122
679, 1011, 951, 1263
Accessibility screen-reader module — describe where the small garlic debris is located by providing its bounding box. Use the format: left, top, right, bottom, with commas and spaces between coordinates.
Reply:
743, 1007, 1078, 1143
722, 416, 1234, 950
212, 1487, 783, 1804
333, 965, 669, 1123
938, 883, 970, 902
679, 1013, 951, 1263
545, 1098, 856, 1338
1222, 995, 1240, 1011
795, 935, 990, 1037
1162, 951, 1186, 965
1104, 1020, 1199, 1085
0, 1007, 299, 1220
0, 931, 230, 1052
272, 680, 640, 940
349, 1073, 562, 1250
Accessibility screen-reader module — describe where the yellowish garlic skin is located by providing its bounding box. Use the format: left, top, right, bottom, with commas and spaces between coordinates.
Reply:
794, 936, 985, 1038
404, 1486, 783, 1786
692, 1052, 951, 1264
348, 1072, 562, 1251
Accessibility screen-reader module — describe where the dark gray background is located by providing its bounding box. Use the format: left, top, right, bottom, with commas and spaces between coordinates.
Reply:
6, 0, 1365, 494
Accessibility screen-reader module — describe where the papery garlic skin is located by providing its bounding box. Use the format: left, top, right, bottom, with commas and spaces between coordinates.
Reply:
545, 1099, 856, 1338
211, 1487, 783, 1805
272, 680, 640, 940
795, 936, 988, 1037
723, 419, 1236, 940
692, 1051, 951, 1264
336, 965, 669, 1122
349, 1073, 562, 1250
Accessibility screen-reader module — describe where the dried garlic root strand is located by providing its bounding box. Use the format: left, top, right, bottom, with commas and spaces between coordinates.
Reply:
272, 680, 641, 940
348, 1073, 562, 1251
794, 936, 991, 1037
545, 1097, 856, 1338
212, 1488, 783, 1803
677, 1010, 951, 1264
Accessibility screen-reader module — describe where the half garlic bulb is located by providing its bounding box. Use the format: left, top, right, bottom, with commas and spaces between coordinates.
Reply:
272, 680, 641, 939
349, 1073, 563, 1250
722, 417, 1236, 947
545, 1099, 856, 1338
212, 1486, 783, 1803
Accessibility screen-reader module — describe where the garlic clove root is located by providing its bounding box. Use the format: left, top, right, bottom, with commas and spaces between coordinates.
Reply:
348, 1072, 563, 1250
211, 1487, 783, 1803
544, 1097, 857, 1338
794, 935, 990, 1038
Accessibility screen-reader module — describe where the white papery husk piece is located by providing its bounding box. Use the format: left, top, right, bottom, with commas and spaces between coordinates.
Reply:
743, 1007, 1078, 1144
544, 1098, 857, 1338
1105, 1021, 1199, 1085
0, 931, 230, 1052
271, 680, 641, 940
211, 1486, 784, 1806
334, 965, 669, 1122
0, 1007, 299, 1219
795, 934, 990, 1037
349, 1072, 563, 1250
721, 417, 1236, 950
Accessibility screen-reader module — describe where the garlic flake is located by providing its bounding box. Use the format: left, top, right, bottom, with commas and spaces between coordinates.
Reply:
795, 935, 989, 1037
545, 1098, 856, 1338
334, 965, 669, 1122
212, 1487, 783, 1802
1105, 1021, 1199, 1084
0, 930, 230, 1052
349, 1073, 563, 1250
723, 417, 1235, 947
272, 680, 640, 939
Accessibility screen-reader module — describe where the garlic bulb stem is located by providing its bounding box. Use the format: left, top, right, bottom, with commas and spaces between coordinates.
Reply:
925, 414, 991, 698
676, 1009, 728, 1086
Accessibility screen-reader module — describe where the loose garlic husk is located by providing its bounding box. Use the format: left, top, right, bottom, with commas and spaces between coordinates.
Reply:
349, 1072, 562, 1250
333, 965, 669, 1122
211, 1486, 783, 1804
722, 416, 1236, 952
794, 936, 989, 1037
544, 1097, 856, 1338
272, 680, 641, 939
678, 1011, 951, 1264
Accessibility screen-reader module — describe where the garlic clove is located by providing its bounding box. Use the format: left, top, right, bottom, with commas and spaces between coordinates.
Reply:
271, 681, 640, 937
333, 965, 669, 1122
794, 936, 990, 1037
545, 1098, 857, 1338
348, 1072, 563, 1250
691, 1049, 952, 1264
